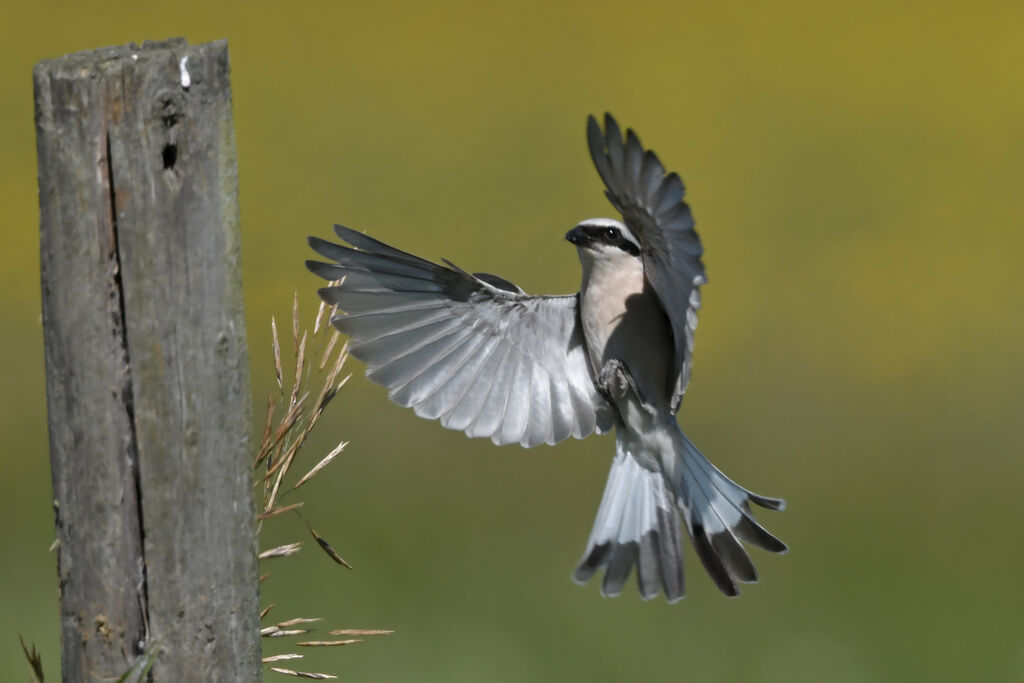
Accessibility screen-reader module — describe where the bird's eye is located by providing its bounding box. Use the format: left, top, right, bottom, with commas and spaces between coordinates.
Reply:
605, 228, 618, 240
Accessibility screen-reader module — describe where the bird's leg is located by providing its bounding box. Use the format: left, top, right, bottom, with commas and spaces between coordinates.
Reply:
597, 358, 630, 398
597, 358, 659, 417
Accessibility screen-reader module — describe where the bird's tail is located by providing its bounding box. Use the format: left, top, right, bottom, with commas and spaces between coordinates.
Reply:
573, 426, 786, 601
572, 434, 686, 602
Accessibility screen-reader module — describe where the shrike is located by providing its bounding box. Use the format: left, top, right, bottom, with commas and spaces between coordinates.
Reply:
307, 113, 786, 601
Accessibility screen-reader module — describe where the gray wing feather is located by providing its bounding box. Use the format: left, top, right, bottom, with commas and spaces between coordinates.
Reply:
442, 340, 506, 431
498, 352, 533, 445
307, 226, 615, 447
464, 343, 516, 438
546, 373, 575, 443
587, 113, 707, 411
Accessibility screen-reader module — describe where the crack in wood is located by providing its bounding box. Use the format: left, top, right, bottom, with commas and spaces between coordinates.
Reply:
106, 129, 151, 659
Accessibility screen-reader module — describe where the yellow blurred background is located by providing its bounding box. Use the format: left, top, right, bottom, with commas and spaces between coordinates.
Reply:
3, 1, 1023, 680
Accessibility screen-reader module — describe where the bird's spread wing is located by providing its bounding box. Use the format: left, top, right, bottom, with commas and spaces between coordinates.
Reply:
307, 225, 616, 447
587, 113, 706, 412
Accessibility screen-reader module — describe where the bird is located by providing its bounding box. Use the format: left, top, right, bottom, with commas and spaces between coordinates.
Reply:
306, 113, 786, 602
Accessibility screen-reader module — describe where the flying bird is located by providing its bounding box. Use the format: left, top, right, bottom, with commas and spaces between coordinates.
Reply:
306, 113, 786, 601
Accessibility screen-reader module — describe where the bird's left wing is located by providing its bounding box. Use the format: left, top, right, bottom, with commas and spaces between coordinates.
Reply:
587, 114, 707, 412
307, 225, 616, 447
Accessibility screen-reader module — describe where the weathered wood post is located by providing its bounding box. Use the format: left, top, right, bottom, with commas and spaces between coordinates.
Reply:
34, 38, 261, 680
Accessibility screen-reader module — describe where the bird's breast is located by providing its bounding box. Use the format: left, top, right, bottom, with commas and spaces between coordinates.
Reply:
579, 257, 673, 408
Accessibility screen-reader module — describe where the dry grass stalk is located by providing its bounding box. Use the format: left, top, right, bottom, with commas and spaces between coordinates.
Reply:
262, 396, 275, 450
313, 285, 341, 339
257, 289, 390, 678
261, 349, 348, 510
259, 543, 302, 560
308, 526, 353, 569
264, 409, 310, 478
312, 353, 346, 420
269, 668, 337, 680
257, 395, 277, 524
312, 298, 328, 336
262, 395, 317, 513
290, 331, 307, 409
260, 604, 275, 620
258, 502, 305, 521
318, 329, 340, 371
255, 393, 308, 470
292, 292, 300, 357
264, 654, 303, 663
328, 629, 394, 636
258, 335, 349, 498
271, 317, 283, 390
277, 618, 323, 627
19, 634, 44, 683
265, 629, 312, 638
263, 437, 300, 513
263, 625, 314, 638
292, 442, 347, 492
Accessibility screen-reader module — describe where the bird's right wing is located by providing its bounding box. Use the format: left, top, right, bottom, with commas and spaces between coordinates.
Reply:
307, 225, 616, 448
587, 113, 707, 413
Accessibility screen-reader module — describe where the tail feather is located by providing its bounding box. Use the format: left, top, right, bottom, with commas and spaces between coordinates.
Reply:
676, 431, 786, 596
574, 427, 785, 601
732, 505, 788, 554
683, 433, 787, 553
572, 442, 684, 602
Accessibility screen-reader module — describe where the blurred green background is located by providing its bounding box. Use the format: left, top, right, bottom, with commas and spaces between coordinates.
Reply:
3, 1, 1023, 680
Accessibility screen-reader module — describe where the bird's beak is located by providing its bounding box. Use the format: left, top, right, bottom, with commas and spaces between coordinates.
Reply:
565, 226, 586, 245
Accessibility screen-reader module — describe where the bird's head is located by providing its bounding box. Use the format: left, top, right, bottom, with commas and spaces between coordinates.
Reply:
565, 218, 641, 260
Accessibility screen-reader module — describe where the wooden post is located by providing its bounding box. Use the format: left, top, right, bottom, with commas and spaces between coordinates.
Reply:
34, 38, 261, 681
